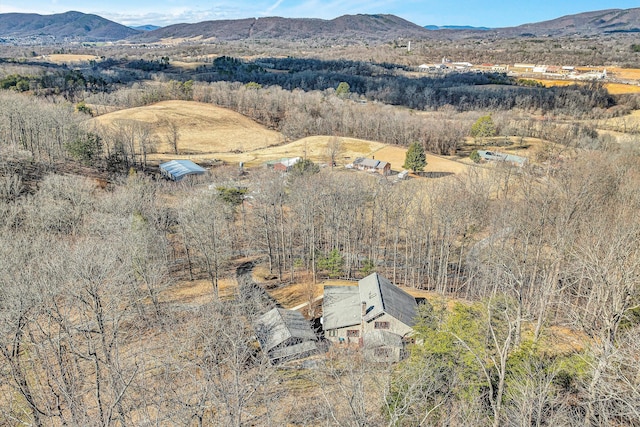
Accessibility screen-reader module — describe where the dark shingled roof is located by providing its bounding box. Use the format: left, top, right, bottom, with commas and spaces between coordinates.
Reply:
359, 273, 418, 327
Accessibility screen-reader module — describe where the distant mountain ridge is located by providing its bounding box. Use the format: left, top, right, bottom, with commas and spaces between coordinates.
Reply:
1, 7, 640, 44
425, 25, 490, 31
132, 25, 161, 32
492, 8, 640, 36
0, 11, 139, 42
130, 14, 431, 43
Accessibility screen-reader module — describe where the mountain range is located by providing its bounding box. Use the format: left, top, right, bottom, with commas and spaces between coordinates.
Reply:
0, 11, 139, 42
0, 8, 639, 44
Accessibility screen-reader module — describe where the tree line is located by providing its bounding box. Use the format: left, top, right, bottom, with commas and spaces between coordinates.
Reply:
1, 140, 639, 425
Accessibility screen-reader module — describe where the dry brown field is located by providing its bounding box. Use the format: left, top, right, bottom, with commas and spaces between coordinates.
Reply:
94, 101, 472, 175
532, 78, 577, 88
37, 54, 99, 63
604, 83, 640, 94
606, 66, 640, 80
93, 100, 283, 155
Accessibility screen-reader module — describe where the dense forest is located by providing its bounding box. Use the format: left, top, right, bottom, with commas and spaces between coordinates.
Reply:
0, 36, 640, 426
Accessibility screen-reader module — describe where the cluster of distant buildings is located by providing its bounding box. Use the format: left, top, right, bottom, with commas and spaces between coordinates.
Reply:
418, 57, 608, 81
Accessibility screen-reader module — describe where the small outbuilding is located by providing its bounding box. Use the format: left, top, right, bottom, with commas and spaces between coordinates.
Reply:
477, 150, 527, 166
159, 160, 207, 181
254, 308, 318, 364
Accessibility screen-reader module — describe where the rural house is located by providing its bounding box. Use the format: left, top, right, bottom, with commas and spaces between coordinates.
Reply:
321, 273, 418, 362
267, 157, 301, 172
159, 159, 207, 181
352, 157, 391, 175
253, 307, 318, 364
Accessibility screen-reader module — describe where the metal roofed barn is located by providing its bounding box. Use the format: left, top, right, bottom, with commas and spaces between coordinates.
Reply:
477, 150, 527, 166
159, 159, 207, 181
253, 307, 318, 363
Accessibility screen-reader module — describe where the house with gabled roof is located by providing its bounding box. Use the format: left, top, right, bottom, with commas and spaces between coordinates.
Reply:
352, 157, 391, 176
253, 307, 318, 364
321, 273, 418, 361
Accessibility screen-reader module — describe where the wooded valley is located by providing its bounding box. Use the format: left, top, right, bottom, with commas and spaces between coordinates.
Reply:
0, 29, 640, 426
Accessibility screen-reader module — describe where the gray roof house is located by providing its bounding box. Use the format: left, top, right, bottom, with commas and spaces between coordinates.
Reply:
254, 308, 318, 363
159, 160, 207, 181
322, 273, 418, 362
352, 157, 391, 175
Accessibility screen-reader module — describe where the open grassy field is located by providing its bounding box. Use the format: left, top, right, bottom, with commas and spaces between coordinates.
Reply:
604, 83, 640, 95
607, 66, 640, 80
93, 100, 284, 155
37, 54, 99, 63
95, 101, 472, 175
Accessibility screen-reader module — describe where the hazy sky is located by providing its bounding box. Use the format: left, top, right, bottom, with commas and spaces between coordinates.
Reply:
1, 0, 638, 28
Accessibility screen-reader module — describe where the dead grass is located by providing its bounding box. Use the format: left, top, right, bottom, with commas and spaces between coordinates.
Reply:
269, 282, 324, 308
606, 66, 640, 80
159, 277, 237, 305
531, 77, 640, 95
168, 60, 207, 70
219, 136, 387, 167
93, 100, 283, 157
532, 79, 579, 88
372, 145, 470, 175
37, 54, 98, 63
595, 109, 640, 132
604, 83, 640, 95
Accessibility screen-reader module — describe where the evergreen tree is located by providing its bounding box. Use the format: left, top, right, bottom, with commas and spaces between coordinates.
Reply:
470, 115, 497, 139
403, 142, 427, 173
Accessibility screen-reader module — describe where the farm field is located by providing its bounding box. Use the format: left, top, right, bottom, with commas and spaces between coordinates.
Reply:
532, 78, 640, 95
94, 100, 471, 175
36, 53, 99, 63
93, 100, 284, 154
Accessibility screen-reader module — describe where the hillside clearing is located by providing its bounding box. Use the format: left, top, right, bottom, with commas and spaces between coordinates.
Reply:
93, 100, 283, 154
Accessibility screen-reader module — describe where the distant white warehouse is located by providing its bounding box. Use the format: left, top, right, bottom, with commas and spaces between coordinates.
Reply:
159, 160, 207, 181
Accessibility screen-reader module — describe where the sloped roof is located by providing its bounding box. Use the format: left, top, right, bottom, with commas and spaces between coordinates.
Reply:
254, 308, 317, 353
359, 273, 418, 327
322, 285, 361, 330
375, 161, 389, 170
159, 160, 207, 181
269, 341, 318, 360
360, 158, 380, 168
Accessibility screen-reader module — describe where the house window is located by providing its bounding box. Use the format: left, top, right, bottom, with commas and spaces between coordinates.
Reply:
374, 321, 390, 329
328, 330, 337, 337
347, 330, 360, 338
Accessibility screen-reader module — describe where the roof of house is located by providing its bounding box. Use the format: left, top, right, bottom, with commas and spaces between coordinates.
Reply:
375, 161, 389, 170
322, 285, 361, 330
322, 273, 418, 331
359, 273, 418, 327
360, 158, 380, 168
159, 160, 207, 181
254, 308, 317, 354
